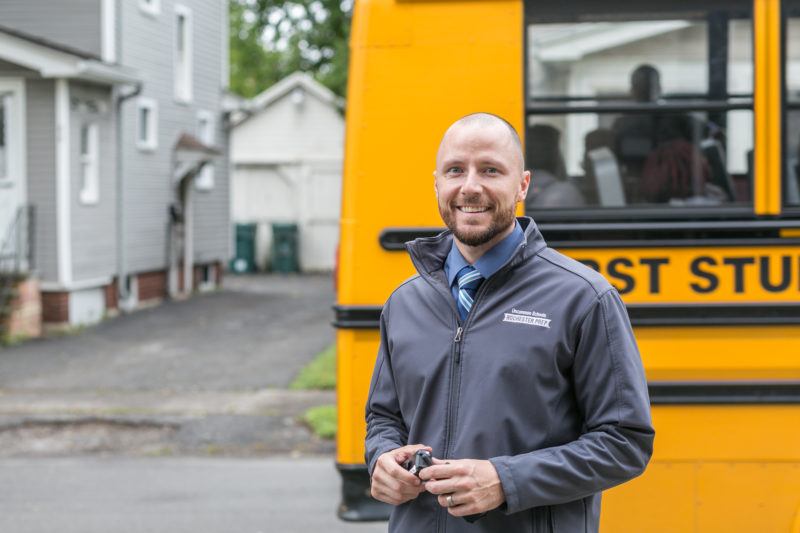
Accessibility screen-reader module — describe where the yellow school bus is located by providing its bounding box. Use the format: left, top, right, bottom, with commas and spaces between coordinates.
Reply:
334, 0, 800, 530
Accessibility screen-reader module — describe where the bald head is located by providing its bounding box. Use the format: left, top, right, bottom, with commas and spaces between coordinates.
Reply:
436, 113, 524, 173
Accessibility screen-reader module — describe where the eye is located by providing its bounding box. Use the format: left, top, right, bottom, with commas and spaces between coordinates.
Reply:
485, 167, 499, 175
446, 166, 464, 176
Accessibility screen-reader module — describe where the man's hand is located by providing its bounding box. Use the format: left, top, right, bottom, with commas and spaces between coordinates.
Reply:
419, 458, 505, 517
370, 444, 432, 505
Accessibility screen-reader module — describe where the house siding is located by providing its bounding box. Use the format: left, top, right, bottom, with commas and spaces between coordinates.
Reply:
69, 81, 117, 282
0, 59, 37, 77
24, 79, 58, 283
119, 0, 229, 274
0, 0, 102, 58
232, 92, 344, 162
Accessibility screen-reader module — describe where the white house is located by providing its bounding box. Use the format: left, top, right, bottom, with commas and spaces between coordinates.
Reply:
230, 72, 344, 272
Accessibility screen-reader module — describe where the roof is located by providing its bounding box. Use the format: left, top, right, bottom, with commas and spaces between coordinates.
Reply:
174, 133, 220, 155
231, 72, 344, 126
531, 21, 692, 62
0, 25, 138, 84
0, 24, 100, 61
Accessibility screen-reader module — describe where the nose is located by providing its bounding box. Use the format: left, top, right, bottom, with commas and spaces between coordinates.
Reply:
460, 167, 482, 196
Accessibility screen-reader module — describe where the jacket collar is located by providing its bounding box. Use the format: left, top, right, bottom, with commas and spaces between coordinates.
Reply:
405, 217, 548, 280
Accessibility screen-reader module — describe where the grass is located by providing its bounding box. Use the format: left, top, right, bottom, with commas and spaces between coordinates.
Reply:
302, 404, 337, 439
1, 332, 31, 347
289, 344, 336, 390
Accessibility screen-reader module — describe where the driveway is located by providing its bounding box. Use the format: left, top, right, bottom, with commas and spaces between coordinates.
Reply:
0, 274, 340, 457
0, 274, 336, 391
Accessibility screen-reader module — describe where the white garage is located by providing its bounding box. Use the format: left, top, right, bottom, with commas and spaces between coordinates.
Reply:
230, 73, 344, 272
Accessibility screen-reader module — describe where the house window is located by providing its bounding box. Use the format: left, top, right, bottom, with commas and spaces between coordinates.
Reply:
136, 97, 158, 151
139, 0, 160, 16
196, 110, 215, 190
79, 123, 99, 204
174, 5, 193, 103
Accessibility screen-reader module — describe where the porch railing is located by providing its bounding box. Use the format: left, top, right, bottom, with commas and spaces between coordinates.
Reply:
0, 205, 35, 334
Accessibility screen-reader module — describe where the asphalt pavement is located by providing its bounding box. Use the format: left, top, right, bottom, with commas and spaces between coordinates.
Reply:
0, 456, 387, 533
0, 274, 336, 391
0, 273, 340, 456
0, 273, 391, 531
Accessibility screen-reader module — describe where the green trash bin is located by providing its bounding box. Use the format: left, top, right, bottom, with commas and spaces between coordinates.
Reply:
230, 223, 257, 273
271, 223, 299, 273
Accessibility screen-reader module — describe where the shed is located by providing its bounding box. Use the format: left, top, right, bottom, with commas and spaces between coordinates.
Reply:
230, 72, 344, 272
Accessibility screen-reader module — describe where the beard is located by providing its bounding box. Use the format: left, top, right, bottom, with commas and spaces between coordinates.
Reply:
439, 199, 517, 247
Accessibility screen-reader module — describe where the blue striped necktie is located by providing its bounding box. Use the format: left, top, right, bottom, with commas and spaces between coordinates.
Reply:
456, 265, 483, 322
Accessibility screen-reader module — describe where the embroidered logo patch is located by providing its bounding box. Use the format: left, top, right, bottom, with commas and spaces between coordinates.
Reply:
503, 308, 551, 329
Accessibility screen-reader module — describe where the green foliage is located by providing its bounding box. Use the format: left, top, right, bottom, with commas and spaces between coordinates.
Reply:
289, 344, 336, 390
229, 0, 352, 98
302, 404, 337, 439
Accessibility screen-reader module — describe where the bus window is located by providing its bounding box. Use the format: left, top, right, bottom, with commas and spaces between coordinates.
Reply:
785, 1, 800, 207
525, 0, 753, 213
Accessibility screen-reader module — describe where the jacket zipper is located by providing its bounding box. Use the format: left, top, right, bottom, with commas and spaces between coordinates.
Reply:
410, 241, 528, 533
437, 278, 495, 533
443, 275, 492, 448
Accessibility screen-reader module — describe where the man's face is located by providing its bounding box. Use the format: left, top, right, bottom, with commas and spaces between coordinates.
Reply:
435, 123, 529, 247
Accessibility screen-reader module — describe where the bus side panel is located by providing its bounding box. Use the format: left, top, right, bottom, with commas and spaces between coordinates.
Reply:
600, 405, 800, 533
337, 326, 800, 469
338, 0, 524, 306
638, 325, 800, 381
337, 328, 381, 465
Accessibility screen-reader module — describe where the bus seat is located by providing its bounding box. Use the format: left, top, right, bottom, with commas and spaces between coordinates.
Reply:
701, 139, 736, 202
587, 147, 626, 207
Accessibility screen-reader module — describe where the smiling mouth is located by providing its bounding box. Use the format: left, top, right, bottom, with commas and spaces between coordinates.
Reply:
457, 206, 490, 213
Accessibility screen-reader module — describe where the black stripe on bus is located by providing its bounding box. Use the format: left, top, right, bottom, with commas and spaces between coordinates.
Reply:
525, 100, 752, 115
334, 304, 800, 328
378, 220, 800, 251
333, 305, 383, 329
648, 382, 800, 404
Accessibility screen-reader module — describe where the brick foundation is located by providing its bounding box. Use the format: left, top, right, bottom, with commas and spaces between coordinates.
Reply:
38, 262, 221, 327
3, 277, 43, 338
42, 290, 69, 323
215, 260, 224, 285
175, 262, 221, 292
105, 279, 118, 311
138, 270, 167, 302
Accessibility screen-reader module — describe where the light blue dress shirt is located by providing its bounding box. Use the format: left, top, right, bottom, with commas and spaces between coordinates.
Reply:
444, 219, 525, 306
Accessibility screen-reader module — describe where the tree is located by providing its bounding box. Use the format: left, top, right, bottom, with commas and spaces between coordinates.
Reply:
229, 0, 352, 99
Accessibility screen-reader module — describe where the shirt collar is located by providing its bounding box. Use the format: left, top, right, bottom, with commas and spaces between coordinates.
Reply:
445, 220, 525, 287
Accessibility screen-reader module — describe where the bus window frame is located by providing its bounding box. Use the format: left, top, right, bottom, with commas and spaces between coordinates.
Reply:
523, 4, 760, 223
782, 3, 800, 214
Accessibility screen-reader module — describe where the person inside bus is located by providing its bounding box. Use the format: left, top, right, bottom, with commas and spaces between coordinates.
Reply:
612, 64, 710, 203
365, 113, 654, 532
524, 123, 586, 209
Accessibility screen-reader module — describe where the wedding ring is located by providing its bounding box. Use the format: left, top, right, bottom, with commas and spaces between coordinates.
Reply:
446, 494, 455, 507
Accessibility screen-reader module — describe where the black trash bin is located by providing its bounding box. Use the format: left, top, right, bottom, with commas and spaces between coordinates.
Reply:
271, 223, 299, 273
229, 223, 257, 273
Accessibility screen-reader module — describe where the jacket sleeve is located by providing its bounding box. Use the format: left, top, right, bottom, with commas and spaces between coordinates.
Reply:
489, 289, 655, 513
364, 306, 408, 476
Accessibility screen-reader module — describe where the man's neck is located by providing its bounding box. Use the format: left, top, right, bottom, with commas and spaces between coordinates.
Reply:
454, 222, 516, 264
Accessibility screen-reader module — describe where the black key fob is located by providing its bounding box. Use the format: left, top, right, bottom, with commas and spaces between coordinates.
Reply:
403, 449, 433, 477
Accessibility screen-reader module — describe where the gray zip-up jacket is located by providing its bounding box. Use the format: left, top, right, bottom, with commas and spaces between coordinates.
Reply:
365, 217, 654, 533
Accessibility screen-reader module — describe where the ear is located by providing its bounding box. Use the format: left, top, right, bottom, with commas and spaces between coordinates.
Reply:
433, 170, 439, 197
518, 170, 531, 201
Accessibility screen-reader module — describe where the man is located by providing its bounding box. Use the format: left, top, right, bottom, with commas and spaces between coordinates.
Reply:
611, 64, 708, 203
365, 113, 654, 532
